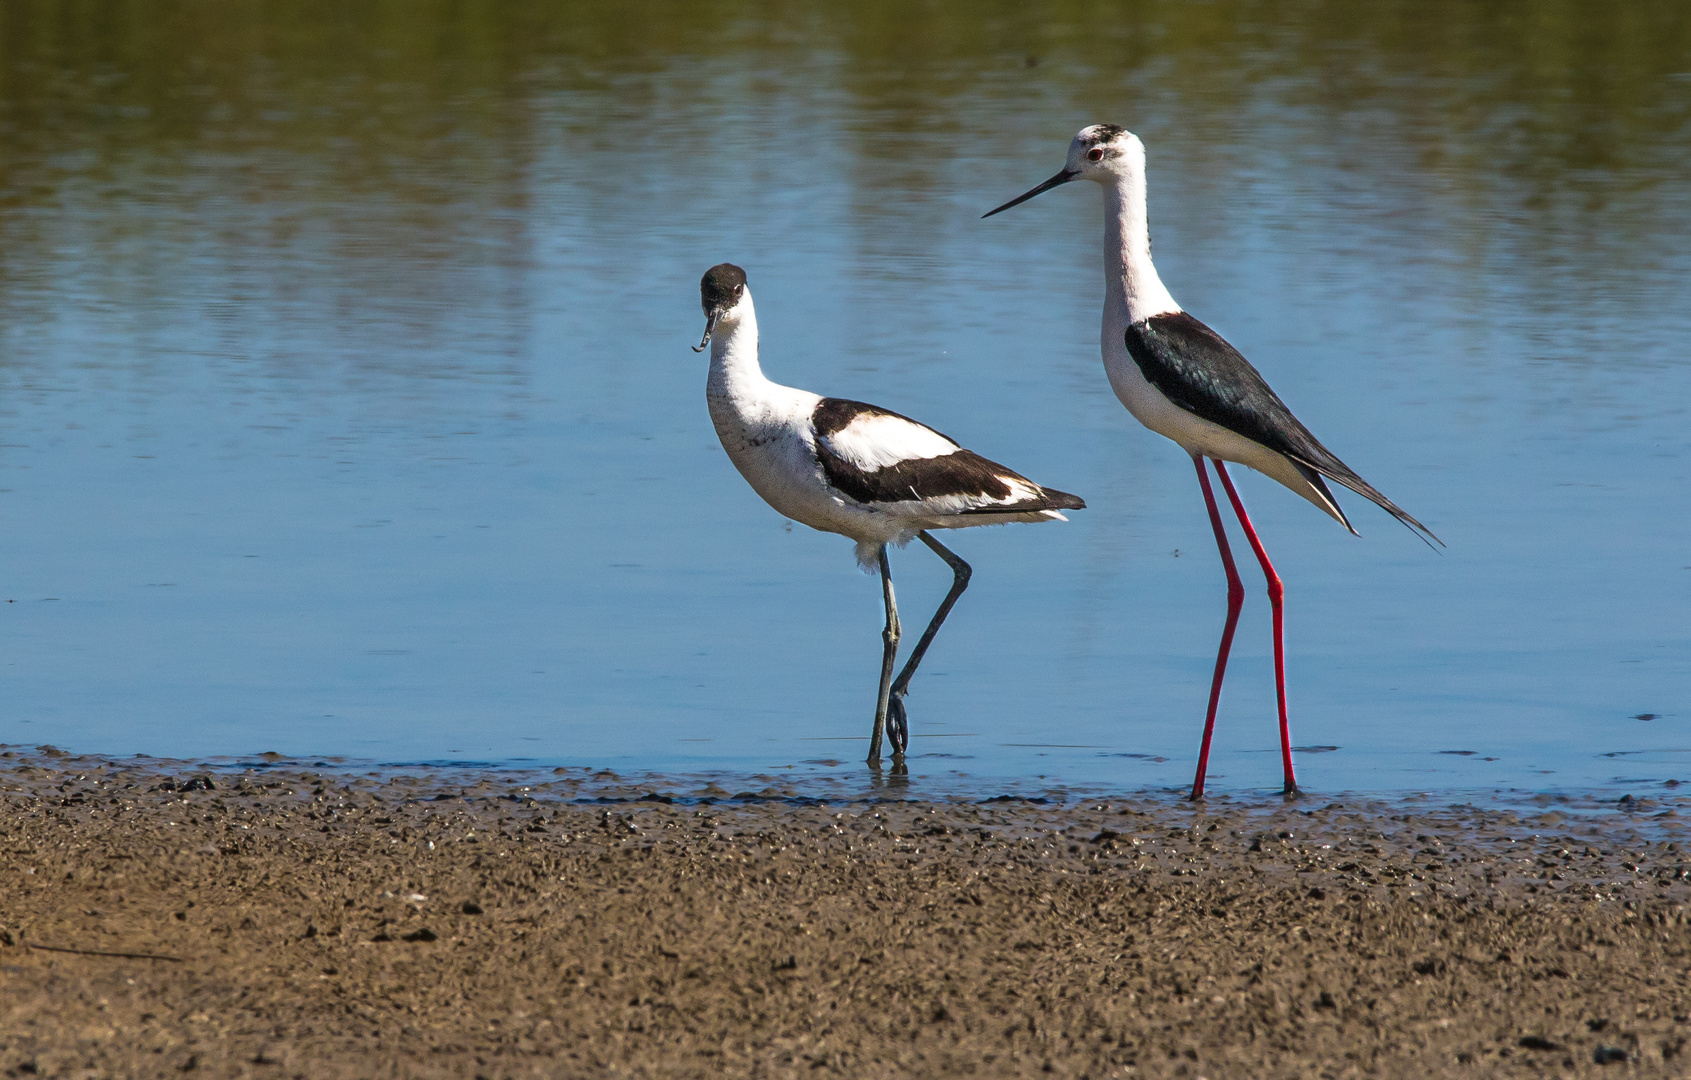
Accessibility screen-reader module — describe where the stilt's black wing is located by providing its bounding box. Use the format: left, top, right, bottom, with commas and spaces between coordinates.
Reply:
1124, 312, 1439, 545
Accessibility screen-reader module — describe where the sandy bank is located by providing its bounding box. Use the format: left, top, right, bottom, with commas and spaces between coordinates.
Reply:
3, 750, 1689, 1078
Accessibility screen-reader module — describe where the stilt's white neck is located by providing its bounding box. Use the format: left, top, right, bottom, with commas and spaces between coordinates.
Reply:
706, 293, 769, 402
1101, 172, 1179, 328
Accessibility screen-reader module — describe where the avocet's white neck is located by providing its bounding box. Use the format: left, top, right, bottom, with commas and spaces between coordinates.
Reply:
706, 292, 769, 403
1101, 169, 1179, 328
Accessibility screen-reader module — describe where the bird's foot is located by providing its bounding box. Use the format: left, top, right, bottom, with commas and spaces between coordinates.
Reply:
1281, 781, 1301, 800
887, 692, 909, 757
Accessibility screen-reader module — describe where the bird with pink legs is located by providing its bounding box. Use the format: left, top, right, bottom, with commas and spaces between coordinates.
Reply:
986, 125, 1440, 799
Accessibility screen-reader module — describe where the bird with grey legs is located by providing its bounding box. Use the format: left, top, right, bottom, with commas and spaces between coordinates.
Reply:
693, 263, 1085, 767
985, 126, 1439, 799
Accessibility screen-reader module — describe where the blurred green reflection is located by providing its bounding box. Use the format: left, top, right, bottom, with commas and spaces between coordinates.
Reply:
2, 1, 1686, 318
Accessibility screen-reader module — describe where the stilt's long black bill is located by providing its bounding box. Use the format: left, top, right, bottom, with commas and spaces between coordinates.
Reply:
982, 169, 1078, 218
692, 313, 719, 353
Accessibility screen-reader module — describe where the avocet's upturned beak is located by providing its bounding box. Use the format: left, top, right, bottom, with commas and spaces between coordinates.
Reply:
982, 169, 1078, 218
692, 312, 719, 353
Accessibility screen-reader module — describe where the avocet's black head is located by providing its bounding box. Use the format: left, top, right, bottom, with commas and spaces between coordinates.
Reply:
694, 263, 748, 352
983, 124, 1142, 218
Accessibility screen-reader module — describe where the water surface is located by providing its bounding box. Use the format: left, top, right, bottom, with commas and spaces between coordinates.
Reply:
1, 2, 1688, 795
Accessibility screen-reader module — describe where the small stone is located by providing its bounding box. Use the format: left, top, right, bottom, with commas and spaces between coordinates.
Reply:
402, 927, 438, 942
1593, 1046, 1628, 1064
461, 901, 483, 915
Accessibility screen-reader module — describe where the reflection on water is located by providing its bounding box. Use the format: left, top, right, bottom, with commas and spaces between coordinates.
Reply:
1, 1, 1687, 794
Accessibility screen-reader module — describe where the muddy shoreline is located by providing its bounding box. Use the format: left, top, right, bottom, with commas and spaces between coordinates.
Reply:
3, 748, 1689, 1078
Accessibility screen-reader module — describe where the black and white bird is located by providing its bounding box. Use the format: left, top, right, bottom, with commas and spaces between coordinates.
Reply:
985, 125, 1439, 799
694, 263, 1085, 767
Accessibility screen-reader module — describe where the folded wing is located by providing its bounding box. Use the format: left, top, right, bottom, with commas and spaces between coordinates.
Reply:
811, 398, 1084, 516
1124, 313, 1439, 545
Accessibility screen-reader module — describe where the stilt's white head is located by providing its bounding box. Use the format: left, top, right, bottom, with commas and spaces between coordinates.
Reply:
694, 262, 750, 353
982, 124, 1144, 217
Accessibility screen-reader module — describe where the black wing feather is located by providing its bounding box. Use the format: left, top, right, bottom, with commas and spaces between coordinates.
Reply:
811, 398, 1085, 513
1124, 313, 1439, 545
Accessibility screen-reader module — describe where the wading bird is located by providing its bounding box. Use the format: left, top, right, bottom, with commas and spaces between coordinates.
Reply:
694, 263, 1085, 766
984, 126, 1438, 799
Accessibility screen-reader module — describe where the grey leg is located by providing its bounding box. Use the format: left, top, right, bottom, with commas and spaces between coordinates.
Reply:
885, 531, 972, 756
866, 544, 902, 767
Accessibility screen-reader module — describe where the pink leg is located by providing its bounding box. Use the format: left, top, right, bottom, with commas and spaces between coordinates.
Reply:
1212, 461, 1297, 797
1191, 455, 1245, 801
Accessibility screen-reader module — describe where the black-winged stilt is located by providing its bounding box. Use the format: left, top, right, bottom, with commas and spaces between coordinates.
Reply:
984, 126, 1439, 799
694, 263, 1086, 767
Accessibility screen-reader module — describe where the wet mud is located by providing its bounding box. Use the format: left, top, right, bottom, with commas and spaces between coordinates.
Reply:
3, 749, 1689, 1078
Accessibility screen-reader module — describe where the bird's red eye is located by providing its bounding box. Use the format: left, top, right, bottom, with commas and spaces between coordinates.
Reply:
1087, 147, 1105, 162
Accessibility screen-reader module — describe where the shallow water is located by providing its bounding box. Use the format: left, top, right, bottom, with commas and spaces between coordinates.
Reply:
1, 2, 1687, 796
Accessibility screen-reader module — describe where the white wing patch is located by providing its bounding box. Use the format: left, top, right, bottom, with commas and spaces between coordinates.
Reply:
820, 411, 958, 471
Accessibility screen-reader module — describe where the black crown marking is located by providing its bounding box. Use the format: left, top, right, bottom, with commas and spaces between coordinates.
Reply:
701, 263, 748, 313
